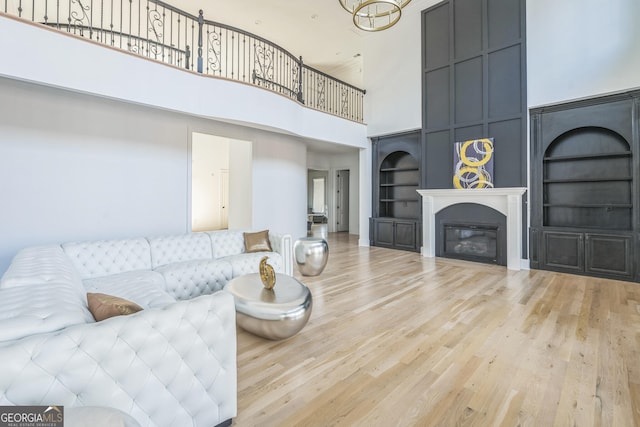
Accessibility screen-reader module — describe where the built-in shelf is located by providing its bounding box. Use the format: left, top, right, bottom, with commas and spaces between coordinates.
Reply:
542, 131, 632, 230
543, 177, 632, 184
543, 151, 632, 162
378, 151, 420, 220
380, 167, 419, 172
543, 203, 632, 208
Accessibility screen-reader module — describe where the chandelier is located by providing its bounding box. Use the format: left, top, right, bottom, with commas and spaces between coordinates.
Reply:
339, 0, 412, 32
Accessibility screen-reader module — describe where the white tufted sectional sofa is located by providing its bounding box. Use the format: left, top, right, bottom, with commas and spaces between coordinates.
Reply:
0, 229, 293, 427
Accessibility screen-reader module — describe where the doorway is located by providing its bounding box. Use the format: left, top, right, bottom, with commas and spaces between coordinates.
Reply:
307, 169, 328, 223
336, 169, 350, 232
192, 133, 229, 232
191, 132, 253, 232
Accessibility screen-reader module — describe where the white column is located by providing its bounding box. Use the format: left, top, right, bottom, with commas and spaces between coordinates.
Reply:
506, 193, 522, 270
421, 194, 435, 257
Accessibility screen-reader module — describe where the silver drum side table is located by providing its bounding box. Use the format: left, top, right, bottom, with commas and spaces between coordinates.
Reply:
294, 237, 329, 276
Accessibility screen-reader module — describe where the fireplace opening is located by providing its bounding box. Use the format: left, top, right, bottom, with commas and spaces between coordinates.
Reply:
435, 202, 508, 266
443, 223, 499, 264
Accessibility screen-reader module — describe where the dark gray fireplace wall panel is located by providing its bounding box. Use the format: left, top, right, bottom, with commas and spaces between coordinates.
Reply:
422, 0, 527, 190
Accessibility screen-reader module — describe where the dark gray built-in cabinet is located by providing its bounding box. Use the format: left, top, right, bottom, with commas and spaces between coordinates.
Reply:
370, 130, 422, 252
530, 91, 640, 282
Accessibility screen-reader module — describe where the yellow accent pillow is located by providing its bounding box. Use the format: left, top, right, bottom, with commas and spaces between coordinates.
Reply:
243, 230, 272, 253
87, 293, 143, 322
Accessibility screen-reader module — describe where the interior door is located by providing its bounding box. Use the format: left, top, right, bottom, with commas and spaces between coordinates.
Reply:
220, 169, 229, 229
336, 170, 349, 232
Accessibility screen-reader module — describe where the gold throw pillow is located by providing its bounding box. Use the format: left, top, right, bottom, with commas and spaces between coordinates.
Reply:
87, 293, 143, 322
243, 230, 273, 253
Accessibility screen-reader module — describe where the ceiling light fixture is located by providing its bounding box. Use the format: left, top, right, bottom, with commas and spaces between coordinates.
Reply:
339, 0, 412, 32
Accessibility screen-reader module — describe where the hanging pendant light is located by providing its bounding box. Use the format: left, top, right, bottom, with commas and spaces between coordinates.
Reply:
339, 0, 412, 32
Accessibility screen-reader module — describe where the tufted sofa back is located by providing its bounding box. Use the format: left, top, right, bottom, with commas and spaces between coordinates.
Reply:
62, 238, 152, 279
148, 233, 213, 268
208, 230, 246, 258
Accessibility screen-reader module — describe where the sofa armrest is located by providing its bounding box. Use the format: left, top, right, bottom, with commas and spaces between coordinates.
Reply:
0, 245, 84, 295
0, 291, 237, 427
268, 232, 293, 276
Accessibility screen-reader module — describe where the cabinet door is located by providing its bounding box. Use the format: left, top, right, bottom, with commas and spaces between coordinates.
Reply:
543, 231, 584, 271
373, 219, 395, 247
372, 218, 420, 252
585, 233, 633, 278
394, 220, 419, 251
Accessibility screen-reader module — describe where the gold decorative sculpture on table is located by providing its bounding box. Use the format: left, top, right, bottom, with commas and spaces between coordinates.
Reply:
259, 256, 276, 290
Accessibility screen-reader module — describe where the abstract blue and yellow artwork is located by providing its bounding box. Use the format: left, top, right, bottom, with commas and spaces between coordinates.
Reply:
453, 138, 494, 189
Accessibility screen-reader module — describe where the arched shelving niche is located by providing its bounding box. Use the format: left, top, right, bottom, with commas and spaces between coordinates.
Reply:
379, 151, 420, 219
543, 126, 632, 230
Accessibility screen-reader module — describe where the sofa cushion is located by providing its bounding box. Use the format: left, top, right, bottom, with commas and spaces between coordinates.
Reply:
148, 233, 213, 269
154, 260, 232, 300
83, 270, 175, 309
220, 252, 284, 277
243, 230, 272, 253
0, 245, 84, 295
63, 238, 152, 279
0, 283, 94, 343
87, 293, 143, 321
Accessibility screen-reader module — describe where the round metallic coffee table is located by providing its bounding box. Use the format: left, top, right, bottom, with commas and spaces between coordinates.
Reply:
224, 273, 312, 340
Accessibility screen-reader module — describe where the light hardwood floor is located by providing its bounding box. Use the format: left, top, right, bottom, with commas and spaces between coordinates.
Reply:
234, 232, 640, 426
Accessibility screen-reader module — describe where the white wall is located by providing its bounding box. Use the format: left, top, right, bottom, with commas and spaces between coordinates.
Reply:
252, 137, 307, 238
0, 77, 307, 273
228, 139, 253, 230
527, 0, 640, 107
363, 0, 441, 137
0, 79, 188, 271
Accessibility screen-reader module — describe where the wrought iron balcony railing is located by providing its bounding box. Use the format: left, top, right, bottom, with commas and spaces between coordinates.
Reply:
2, 0, 365, 123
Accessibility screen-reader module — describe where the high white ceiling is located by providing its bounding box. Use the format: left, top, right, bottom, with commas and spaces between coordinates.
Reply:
177, 0, 367, 88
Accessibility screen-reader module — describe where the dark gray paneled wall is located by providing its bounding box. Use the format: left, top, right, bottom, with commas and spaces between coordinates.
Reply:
422, 0, 526, 189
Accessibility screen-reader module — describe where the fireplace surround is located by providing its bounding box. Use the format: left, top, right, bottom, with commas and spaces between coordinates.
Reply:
417, 188, 527, 270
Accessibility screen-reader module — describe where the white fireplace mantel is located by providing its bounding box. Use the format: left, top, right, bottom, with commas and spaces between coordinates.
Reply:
417, 187, 527, 270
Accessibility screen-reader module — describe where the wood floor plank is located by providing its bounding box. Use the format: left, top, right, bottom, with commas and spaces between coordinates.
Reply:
233, 232, 640, 426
